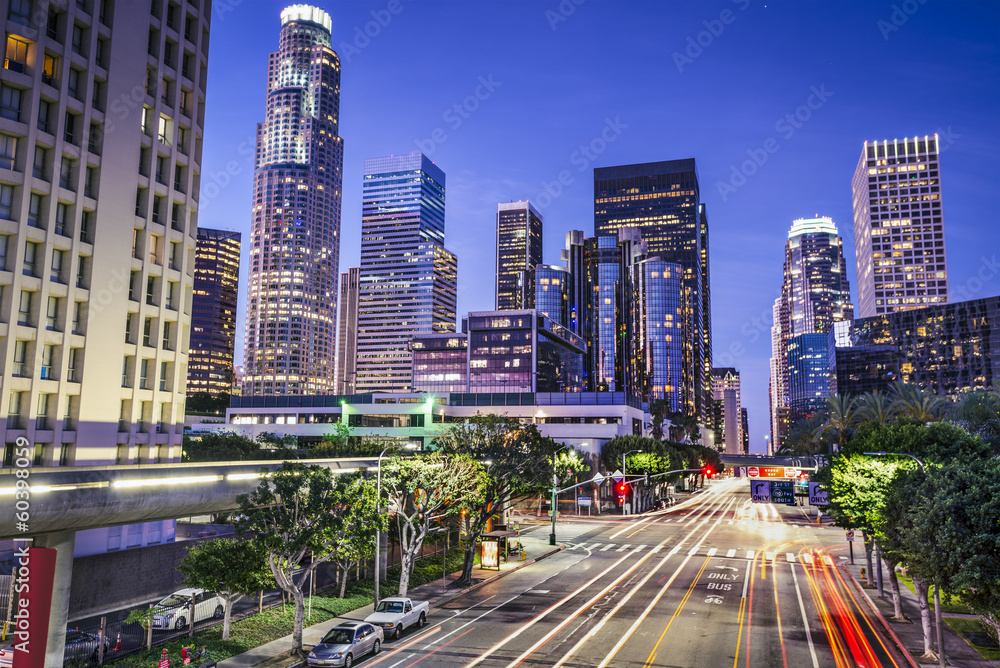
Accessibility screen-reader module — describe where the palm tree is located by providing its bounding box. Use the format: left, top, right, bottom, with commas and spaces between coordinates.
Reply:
782, 413, 826, 456
948, 390, 1000, 453
889, 383, 947, 422
856, 391, 895, 425
648, 399, 670, 441
819, 394, 859, 453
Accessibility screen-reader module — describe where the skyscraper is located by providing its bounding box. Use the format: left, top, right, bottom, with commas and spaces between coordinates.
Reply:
243, 5, 343, 396
787, 333, 829, 420
0, 0, 210, 468
189, 229, 241, 398
335, 266, 360, 394
594, 159, 712, 418
851, 135, 948, 317
356, 153, 457, 393
496, 201, 543, 310
711, 369, 743, 455
535, 265, 571, 328
769, 216, 853, 445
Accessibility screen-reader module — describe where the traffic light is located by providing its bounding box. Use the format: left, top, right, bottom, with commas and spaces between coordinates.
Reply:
703, 466, 714, 478
617, 480, 629, 502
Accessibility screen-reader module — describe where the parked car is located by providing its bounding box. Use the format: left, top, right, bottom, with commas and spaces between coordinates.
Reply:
363, 597, 428, 640
151, 588, 225, 631
307, 622, 382, 667
64, 628, 111, 662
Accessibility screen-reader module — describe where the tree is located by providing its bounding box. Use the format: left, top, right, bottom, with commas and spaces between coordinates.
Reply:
889, 383, 947, 422
856, 391, 895, 425
182, 432, 262, 462
648, 399, 671, 441
665, 411, 700, 443
434, 415, 554, 585
236, 464, 383, 656
176, 538, 274, 640
380, 452, 484, 596
818, 394, 858, 453
949, 390, 1000, 454
779, 413, 827, 456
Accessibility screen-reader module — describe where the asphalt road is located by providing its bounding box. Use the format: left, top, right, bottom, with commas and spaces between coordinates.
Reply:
359, 478, 904, 668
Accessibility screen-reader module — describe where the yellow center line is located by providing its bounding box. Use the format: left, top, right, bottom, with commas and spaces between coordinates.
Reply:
642, 556, 712, 668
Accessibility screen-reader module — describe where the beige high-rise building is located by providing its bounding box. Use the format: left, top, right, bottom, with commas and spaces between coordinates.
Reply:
0, 0, 211, 470
336, 266, 359, 394
851, 136, 949, 318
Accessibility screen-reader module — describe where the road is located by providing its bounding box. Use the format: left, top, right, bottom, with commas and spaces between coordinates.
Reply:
362, 478, 904, 668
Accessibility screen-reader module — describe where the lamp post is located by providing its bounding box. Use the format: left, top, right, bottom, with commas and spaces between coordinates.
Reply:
865, 451, 941, 668
550, 444, 571, 546
622, 449, 642, 515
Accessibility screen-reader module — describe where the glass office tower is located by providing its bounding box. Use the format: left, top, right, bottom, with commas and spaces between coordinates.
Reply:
243, 5, 344, 395
356, 153, 457, 393
496, 200, 543, 310
189, 229, 241, 398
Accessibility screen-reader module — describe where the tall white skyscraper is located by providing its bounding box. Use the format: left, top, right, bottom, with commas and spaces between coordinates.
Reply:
851, 135, 948, 318
243, 5, 343, 396
356, 153, 457, 393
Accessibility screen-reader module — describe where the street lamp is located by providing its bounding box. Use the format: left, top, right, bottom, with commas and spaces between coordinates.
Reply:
865, 451, 942, 668
550, 444, 571, 546
374, 444, 417, 608
622, 449, 642, 516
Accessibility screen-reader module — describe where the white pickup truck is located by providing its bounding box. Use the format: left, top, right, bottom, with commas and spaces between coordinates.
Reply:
364, 597, 428, 640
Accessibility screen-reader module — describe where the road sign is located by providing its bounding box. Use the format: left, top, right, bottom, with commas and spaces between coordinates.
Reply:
747, 466, 759, 478
578, 496, 592, 507
808, 482, 829, 506
846, 529, 855, 542
770, 480, 795, 505
784, 467, 798, 478
750, 480, 770, 503
592, 472, 606, 486
611, 469, 623, 483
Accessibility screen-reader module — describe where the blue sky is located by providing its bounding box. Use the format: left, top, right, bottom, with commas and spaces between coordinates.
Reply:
199, 0, 1000, 452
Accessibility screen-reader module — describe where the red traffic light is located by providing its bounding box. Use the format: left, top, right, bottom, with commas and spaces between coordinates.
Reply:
703, 466, 714, 478
617, 481, 628, 494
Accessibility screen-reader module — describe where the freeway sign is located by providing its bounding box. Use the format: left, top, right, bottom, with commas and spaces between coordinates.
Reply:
611, 469, 623, 483
592, 472, 606, 486
808, 482, 829, 506
750, 480, 771, 503
770, 480, 795, 505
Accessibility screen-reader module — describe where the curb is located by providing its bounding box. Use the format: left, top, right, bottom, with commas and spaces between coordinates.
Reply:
839, 563, 920, 668
428, 544, 566, 611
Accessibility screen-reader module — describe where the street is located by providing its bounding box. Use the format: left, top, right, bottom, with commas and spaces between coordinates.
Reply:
359, 478, 903, 668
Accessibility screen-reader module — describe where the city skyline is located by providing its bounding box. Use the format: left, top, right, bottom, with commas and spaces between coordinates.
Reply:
198, 1, 1000, 451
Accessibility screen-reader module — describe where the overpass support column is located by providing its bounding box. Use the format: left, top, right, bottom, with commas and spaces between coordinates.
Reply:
36, 531, 75, 668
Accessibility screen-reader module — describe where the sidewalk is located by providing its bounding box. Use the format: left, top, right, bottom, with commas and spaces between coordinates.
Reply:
839, 559, 998, 667
217, 533, 563, 668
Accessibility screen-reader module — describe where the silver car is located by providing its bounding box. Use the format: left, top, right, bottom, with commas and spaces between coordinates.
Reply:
307, 622, 383, 668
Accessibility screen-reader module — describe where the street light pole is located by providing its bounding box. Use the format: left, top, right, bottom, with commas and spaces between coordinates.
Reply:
865, 451, 941, 667
622, 449, 642, 515
550, 444, 571, 546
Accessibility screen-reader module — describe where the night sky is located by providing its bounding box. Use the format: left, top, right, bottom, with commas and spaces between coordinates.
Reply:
199, 0, 1000, 452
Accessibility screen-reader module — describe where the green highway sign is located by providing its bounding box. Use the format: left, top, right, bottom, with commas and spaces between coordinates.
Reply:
770, 480, 795, 505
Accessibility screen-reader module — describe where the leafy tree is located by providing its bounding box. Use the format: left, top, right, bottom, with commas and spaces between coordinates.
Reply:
949, 390, 1000, 454
256, 431, 298, 449
434, 415, 554, 585
182, 432, 262, 462
380, 452, 484, 596
176, 538, 274, 640
236, 464, 383, 655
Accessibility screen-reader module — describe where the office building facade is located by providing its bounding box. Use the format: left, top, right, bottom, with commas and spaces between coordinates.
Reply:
594, 159, 711, 419
356, 153, 456, 393
710, 368, 743, 455
335, 266, 359, 394
188, 228, 240, 397
409, 332, 468, 394
787, 332, 829, 420
496, 200, 542, 311
243, 5, 343, 396
851, 136, 948, 317
535, 264, 570, 328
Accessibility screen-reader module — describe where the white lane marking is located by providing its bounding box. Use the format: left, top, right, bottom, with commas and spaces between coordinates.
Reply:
688, 547, 698, 555
420, 593, 518, 650
669, 546, 680, 555
633, 544, 646, 553
728, 520, 734, 525
726, 549, 736, 558
791, 563, 821, 668
609, 516, 653, 539
707, 548, 718, 557
765, 552, 775, 562
823, 555, 834, 566
741, 558, 752, 599
651, 545, 662, 553
600, 544, 615, 552
746, 550, 754, 560
802, 553, 814, 565
616, 544, 631, 552
786, 552, 796, 563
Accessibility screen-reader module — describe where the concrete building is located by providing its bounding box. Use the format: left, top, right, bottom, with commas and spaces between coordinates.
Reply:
0, 0, 213, 659
335, 266, 359, 394
356, 153, 457, 393
851, 135, 948, 317
594, 159, 712, 420
188, 228, 240, 398
227, 391, 645, 459
496, 200, 542, 311
465, 310, 584, 393
242, 5, 343, 396
710, 368, 743, 455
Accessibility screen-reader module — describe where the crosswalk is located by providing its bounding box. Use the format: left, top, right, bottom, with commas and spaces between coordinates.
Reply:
652, 515, 825, 528
566, 541, 835, 565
